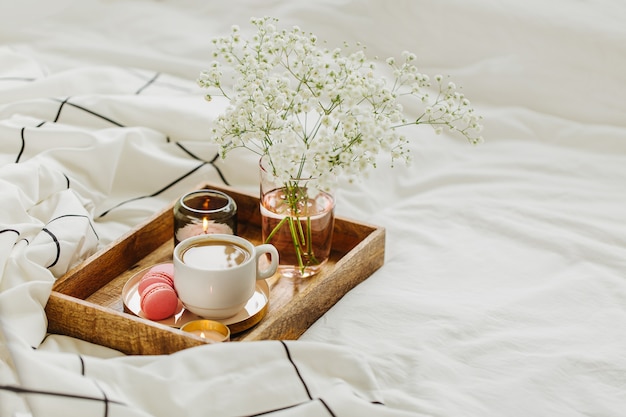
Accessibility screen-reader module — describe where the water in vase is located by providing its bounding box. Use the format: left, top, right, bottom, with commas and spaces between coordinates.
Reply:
260, 188, 335, 278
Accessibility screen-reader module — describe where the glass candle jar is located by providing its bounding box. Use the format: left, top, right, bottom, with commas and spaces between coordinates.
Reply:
173, 189, 237, 246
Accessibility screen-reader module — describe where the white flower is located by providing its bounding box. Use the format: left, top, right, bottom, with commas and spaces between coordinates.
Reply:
198, 16, 483, 187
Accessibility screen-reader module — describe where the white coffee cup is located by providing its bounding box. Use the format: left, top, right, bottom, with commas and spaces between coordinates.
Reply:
173, 234, 278, 319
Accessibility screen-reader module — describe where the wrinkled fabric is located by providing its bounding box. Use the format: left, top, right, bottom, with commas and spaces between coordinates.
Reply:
1, 1, 626, 416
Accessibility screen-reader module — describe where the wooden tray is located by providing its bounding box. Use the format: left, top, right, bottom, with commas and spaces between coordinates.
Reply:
45, 183, 385, 355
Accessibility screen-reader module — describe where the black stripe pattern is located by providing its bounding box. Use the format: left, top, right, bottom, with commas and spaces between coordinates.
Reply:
0, 340, 392, 416
0, 61, 395, 417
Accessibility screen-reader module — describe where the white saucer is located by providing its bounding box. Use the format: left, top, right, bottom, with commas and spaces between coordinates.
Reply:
122, 263, 269, 334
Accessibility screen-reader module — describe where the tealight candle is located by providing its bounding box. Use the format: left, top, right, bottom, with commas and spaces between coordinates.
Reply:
189, 329, 227, 342
180, 320, 230, 343
173, 189, 237, 245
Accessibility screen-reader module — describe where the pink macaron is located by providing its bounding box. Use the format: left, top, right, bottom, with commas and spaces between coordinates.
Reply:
138, 263, 175, 295
148, 263, 175, 277
140, 282, 179, 321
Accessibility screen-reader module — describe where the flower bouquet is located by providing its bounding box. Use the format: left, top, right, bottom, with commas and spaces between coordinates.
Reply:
198, 17, 483, 278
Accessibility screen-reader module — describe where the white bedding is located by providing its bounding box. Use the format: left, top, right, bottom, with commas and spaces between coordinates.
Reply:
2, 1, 626, 416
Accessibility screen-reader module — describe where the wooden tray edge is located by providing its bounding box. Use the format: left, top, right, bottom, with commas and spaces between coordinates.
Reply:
241, 226, 386, 340
45, 291, 208, 355
46, 182, 387, 352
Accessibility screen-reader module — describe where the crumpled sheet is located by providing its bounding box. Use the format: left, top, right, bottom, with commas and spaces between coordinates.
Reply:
0, 54, 415, 417
2, 0, 626, 416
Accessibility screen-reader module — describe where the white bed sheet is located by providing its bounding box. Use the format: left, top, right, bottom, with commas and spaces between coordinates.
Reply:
2, 1, 626, 416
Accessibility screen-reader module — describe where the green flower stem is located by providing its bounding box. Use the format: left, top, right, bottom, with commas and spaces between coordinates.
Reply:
294, 211, 306, 246
263, 181, 322, 275
304, 217, 320, 266
265, 216, 289, 242
306, 216, 312, 253
286, 215, 305, 272
287, 182, 309, 273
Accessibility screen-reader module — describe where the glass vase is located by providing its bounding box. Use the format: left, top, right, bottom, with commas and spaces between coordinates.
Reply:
259, 157, 335, 279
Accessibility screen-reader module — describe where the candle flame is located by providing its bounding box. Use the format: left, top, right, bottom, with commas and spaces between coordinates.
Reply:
202, 217, 209, 233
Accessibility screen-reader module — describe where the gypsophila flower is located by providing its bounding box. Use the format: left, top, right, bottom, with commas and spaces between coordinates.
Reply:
198, 16, 483, 189
197, 17, 483, 274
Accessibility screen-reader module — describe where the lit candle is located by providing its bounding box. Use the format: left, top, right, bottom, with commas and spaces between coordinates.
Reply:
189, 329, 227, 342
175, 220, 234, 243
180, 319, 230, 343
173, 189, 238, 245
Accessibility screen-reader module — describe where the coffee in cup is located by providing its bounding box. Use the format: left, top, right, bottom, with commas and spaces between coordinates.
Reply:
173, 234, 278, 319
180, 240, 250, 270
